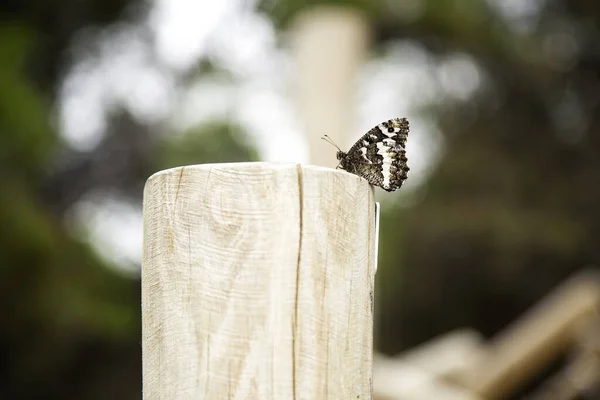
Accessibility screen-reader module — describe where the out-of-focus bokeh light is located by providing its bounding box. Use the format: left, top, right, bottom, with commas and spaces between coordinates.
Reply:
3, 0, 600, 398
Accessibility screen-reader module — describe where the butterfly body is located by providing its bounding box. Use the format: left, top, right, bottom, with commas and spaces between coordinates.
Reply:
332, 118, 410, 192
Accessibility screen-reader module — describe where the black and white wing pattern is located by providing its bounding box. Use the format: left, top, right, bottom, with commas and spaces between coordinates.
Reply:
336, 117, 410, 192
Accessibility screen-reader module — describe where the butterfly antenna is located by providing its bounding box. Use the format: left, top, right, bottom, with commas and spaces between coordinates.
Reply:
321, 135, 342, 151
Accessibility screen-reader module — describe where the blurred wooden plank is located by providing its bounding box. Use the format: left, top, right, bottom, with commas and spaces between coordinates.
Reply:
373, 358, 480, 400
455, 270, 600, 399
526, 318, 600, 400
373, 329, 484, 400
398, 329, 485, 378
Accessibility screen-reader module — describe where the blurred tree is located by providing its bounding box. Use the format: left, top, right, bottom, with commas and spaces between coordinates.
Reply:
373, 0, 600, 359
0, 2, 259, 399
157, 121, 260, 170
0, 11, 146, 398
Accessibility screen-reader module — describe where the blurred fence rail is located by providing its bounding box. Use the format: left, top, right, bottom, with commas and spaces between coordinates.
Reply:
141, 162, 376, 399
373, 269, 600, 400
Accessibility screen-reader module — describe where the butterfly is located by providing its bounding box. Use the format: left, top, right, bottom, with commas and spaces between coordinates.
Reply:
322, 118, 410, 192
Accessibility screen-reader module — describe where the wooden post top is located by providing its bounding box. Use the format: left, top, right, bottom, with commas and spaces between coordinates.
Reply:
142, 162, 377, 399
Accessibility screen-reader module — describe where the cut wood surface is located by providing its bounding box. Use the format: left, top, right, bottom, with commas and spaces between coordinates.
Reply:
142, 162, 377, 399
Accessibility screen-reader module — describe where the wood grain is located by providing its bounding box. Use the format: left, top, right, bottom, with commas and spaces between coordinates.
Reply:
142, 162, 376, 399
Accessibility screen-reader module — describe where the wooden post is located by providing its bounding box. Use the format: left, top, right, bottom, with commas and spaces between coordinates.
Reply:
289, 5, 371, 168
142, 162, 377, 399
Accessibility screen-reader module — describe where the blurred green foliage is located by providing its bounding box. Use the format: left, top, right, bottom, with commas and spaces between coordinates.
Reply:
259, 0, 380, 28
0, 24, 56, 176
157, 121, 260, 170
0, 2, 258, 398
366, 1, 600, 360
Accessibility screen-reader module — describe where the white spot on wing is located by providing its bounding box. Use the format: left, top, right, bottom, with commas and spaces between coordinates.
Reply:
376, 142, 392, 188
378, 124, 397, 138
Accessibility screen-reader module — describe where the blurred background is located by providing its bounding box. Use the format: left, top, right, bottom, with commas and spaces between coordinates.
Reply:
2, 0, 600, 398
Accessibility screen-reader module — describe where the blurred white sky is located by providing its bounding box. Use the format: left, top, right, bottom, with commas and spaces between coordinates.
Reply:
59, 0, 495, 274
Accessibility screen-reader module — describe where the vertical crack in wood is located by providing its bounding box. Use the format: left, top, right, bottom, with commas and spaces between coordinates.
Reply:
292, 164, 304, 400
175, 166, 185, 203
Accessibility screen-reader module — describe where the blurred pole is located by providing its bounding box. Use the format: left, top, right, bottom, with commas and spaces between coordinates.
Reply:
289, 6, 371, 168
142, 163, 376, 399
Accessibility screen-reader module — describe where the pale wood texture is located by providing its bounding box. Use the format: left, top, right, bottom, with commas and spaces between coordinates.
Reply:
289, 6, 371, 167
142, 162, 376, 399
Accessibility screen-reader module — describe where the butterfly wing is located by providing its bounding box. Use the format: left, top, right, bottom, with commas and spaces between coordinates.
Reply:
341, 118, 410, 191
